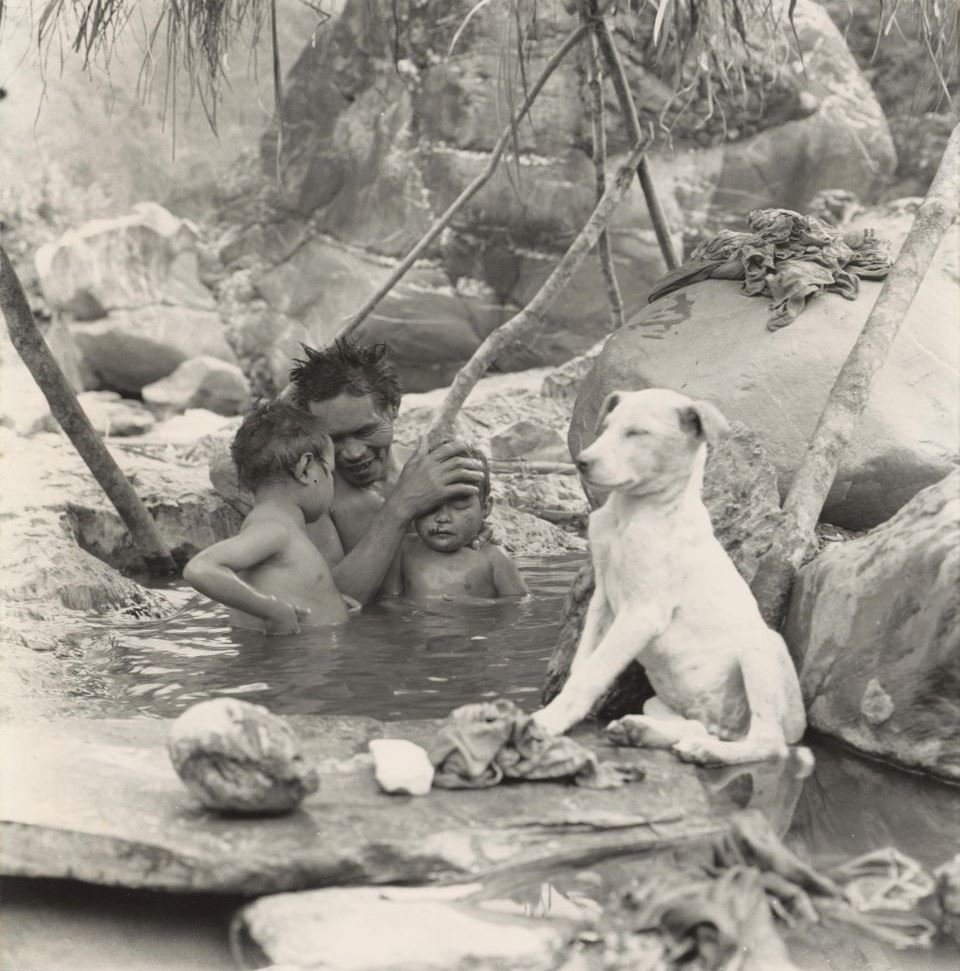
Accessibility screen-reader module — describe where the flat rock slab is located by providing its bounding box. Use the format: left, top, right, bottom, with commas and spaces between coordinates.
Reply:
0, 716, 722, 895
236, 886, 580, 971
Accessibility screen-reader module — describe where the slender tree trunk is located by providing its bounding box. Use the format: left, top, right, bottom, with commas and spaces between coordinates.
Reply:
334, 23, 589, 342
751, 122, 960, 628
586, 25, 625, 330
429, 139, 649, 438
592, 17, 679, 271
0, 246, 178, 575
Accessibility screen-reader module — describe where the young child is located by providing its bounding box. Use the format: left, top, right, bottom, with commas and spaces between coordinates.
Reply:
384, 448, 528, 601
184, 402, 349, 633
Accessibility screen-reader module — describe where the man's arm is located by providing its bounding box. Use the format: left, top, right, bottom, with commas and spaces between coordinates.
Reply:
183, 524, 309, 633
330, 439, 486, 604
486, 545, 530, 597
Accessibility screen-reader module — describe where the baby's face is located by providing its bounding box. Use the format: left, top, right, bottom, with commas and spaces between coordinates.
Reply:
415, 495, 485, 552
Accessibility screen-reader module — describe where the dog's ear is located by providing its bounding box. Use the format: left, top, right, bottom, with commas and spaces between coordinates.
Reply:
678, 400, 729, 444
594, 391, 622, 434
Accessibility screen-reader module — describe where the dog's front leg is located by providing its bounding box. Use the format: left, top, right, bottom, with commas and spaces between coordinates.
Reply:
568, 580, 612, 678
533, 607, 668, 736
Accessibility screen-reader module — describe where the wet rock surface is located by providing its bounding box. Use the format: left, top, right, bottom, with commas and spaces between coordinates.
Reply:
784, 470, 960, 781
570, 221, 960, 530
167, 699, 319, 814
0, 715, 720, 893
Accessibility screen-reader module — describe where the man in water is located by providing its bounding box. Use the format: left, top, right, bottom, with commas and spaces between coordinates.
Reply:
287, 337, 485, 605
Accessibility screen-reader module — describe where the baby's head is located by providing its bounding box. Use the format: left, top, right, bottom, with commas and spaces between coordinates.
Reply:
415, 446, 492, 553
232, 402, 335, 522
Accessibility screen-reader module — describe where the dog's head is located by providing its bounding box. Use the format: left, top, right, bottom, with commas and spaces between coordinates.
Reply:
575, 389, 729, 497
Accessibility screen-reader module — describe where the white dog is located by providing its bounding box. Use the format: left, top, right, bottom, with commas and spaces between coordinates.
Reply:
533, 388, 805, 765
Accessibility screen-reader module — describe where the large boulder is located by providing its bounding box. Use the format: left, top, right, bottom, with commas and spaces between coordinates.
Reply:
570, 221, 960, 530
35, 203, 237, 393
214, 0, 893, 392
36, 202, 215, 318
142, 356, 252, 417
783, 471, 960, 782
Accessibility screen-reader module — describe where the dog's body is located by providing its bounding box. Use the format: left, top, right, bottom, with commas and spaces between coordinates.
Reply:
533, 389, 805, 765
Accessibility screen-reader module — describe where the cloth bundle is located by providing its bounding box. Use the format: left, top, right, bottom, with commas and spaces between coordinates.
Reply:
427, 698, 643, 790
648, 208, 892, 329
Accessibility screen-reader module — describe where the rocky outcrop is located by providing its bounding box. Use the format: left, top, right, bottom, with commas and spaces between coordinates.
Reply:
141, 356, 251, 417
213, 0, 894, 392
35, 203, 236, 392
542, 423, 784, 714
0, 715, 720, 893
31, 390, 156, 437
783, 471, 960, 781
570, 219, 959, 530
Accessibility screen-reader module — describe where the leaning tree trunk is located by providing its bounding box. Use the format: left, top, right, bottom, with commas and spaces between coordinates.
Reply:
428, 138, 649, 438
0, 246, 177, 575
751, 122, 960, 628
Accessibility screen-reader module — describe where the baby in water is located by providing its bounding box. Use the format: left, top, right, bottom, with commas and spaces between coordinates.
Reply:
384, 447, 529, 601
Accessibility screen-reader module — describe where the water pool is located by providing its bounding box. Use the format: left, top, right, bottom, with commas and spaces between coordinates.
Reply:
74, 554, 584, 720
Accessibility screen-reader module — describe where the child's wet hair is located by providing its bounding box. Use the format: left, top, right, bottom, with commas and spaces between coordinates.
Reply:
465, 445, 491, 505
232, 401, 331, 492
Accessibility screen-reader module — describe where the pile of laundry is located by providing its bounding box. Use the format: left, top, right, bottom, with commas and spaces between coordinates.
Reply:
648, 208, 892, 329
611, 811, 939, 971
426, 698, 644, 790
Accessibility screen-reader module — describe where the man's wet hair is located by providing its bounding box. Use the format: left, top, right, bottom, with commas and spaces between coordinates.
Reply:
232, 401, 331, 492
289, 337, 402, 414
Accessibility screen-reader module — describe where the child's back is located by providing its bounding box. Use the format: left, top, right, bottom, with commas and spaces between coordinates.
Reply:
184, 403, 347, 633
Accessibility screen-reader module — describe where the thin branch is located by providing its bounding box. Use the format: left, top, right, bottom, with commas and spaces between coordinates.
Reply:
751, 122, 960, 628
593, 15, 680, 271
334, 22, 590, 342
586, 20, 625, 330
0, 245, 177, 575
429, 137, 649, 438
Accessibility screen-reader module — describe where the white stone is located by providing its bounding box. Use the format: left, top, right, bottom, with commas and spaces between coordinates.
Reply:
369, 738, 434, 796
142, 356, 251, 417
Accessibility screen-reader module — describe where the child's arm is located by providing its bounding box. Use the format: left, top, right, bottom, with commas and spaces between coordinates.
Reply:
485, 545, 529, 597
183, 524, 308, 634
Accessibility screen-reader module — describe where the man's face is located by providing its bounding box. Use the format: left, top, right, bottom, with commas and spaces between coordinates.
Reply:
307, 392, 395, 488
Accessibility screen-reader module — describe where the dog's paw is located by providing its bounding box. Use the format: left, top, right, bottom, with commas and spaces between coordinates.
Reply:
672, 736, 725, 765
606, 715, 668, 749
531, 706, 569, 738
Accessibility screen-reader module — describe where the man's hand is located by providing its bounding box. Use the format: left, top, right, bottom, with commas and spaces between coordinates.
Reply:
391, 438, 485, 520
262, 597, 311, 635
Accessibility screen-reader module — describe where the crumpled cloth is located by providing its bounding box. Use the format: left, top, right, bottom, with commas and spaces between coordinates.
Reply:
426, 698, 643, 790
648, 208, 892, 329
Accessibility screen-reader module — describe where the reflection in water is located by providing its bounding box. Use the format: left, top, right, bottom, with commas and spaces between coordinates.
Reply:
76, 555, 582, 720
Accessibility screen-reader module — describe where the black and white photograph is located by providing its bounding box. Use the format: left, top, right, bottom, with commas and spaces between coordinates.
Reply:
1, 1, 958, 969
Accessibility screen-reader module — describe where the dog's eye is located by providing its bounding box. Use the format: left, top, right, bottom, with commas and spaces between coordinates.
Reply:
625, 428, 648, 438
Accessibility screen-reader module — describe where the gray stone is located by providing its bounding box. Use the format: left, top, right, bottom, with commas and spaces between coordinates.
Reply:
142, 356, 251, 417
783, 471, 960, 781
0, 715, 721, 893
237, 886, 576, 971
31, 390, 156, 437
72, 306, 238, 393
168, 699, 319, 814
543, 424, 783, 716
570, 224, 960, 530
35, 203, 215, 318
490, 420, 570, 463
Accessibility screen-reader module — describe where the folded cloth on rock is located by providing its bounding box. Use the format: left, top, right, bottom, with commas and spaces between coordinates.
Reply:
427, 698, 643, 790
647, 208, 891, 329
